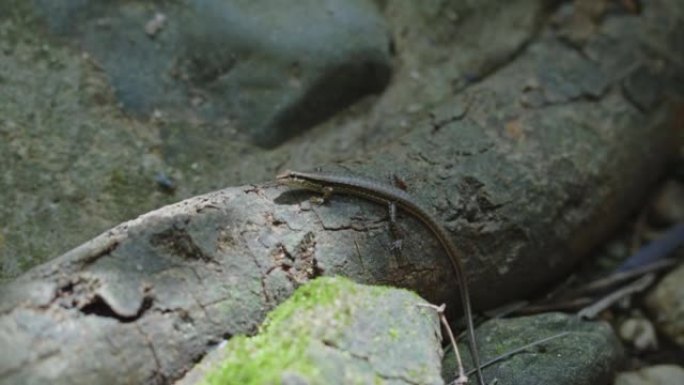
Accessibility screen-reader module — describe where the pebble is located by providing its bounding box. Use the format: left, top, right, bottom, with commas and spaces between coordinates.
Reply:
618, 316, 658, 351
645, 263, 684, 346
614, 365, 684, 385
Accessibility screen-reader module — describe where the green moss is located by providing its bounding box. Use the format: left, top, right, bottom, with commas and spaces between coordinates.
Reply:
204, 334, 318, 385
263, 276, 358, 330
201, 277, 428, 384
200, 277, 360, 385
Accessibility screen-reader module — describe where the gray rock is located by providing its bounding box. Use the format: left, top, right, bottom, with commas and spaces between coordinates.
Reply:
176, 277, 445, 385
0, 189, 279, 385
30, 0, 392, 147
178, 0, 392, 146
1, 0, 680, 287
615, 365, 684, 385
618, 316, 659, 352
1, 0, 683, 383
0, 185, 449, 385
645, 263, 684, 347
443, 313, 624, 385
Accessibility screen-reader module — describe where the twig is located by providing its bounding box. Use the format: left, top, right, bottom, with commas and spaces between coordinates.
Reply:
574, 258, 677, 296
577, 273, 656, 319
417, 303, 469, 385
516, 242, 678, 316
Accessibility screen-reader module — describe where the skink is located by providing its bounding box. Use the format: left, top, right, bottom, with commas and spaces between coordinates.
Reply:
276, 170, 485, 385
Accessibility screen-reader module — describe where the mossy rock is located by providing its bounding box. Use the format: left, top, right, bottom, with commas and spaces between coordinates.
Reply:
186, 277, 445, 385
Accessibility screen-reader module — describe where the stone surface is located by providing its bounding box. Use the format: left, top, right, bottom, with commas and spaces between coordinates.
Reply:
645, 263, 684, 346
0, 188, 281, 385
443, 313, 623, 385
0, 5, 175, 279
2, 0, 680, 287
177, 277, 444, 385
0, 184, 452, 385
615, 365, 684, 385
30, 0, 392, 147
618, 317, 659, 352
0, 1, 683, 384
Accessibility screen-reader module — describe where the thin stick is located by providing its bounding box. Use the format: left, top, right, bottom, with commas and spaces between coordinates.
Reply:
573, 259, 676, 296
516, 259, 676, 315
418, 303, 469, 385
577, 273, 655, 319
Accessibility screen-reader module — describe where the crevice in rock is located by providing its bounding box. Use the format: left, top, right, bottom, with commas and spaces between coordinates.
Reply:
454, 14, 545, 95
80, 294, 153, 323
